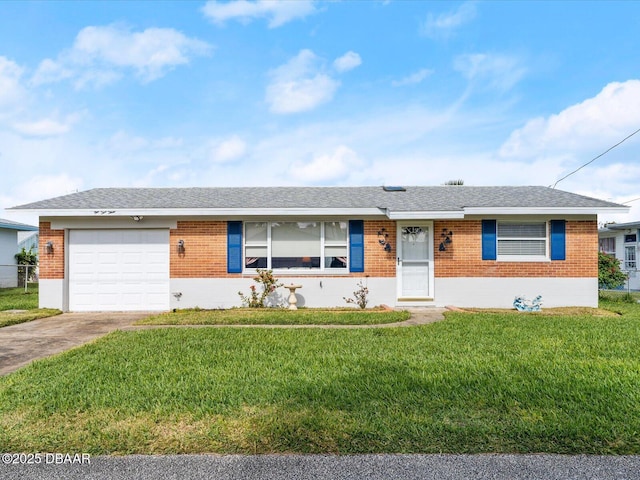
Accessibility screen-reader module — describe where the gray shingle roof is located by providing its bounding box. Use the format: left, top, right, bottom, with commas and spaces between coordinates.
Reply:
11, 186, 625, 212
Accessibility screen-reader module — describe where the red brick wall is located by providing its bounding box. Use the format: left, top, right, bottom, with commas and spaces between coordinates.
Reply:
39, 218, 596, 282
170, 220, 398, 278
364, 220, 396, 277
170, 221, 233, 278
39, 221, 64, 279
434, 219, 597, 278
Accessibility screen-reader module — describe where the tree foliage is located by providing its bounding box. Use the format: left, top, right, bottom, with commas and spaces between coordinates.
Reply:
15, 247, 38, 284
598, 251, 627, 289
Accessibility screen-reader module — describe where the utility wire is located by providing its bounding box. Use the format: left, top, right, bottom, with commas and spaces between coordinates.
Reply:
551, 126, 640, 188
622, 196, 640, 205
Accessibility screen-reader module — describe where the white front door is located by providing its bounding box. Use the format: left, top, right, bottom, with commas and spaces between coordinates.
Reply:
397, 223, 433, 300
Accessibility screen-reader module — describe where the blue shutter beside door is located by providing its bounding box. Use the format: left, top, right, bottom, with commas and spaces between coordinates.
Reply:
481, 220, 497, 260
349, 220, 364, 272
227, 221, 243, 273
550, 220, 566, 261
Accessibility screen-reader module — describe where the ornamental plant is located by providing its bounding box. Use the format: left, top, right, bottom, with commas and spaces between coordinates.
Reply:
598, 251, 627, 290
238, 269, 283, 308
344, 280, 369, 309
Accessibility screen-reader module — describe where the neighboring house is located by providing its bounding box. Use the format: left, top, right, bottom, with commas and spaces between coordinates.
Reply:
0, 218, 38, 288
18, 231, 39, 254
599, 221, 640, 290
11, 186, 628, 312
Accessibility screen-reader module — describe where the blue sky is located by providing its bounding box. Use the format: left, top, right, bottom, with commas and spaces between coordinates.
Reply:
2, 0, 640, 225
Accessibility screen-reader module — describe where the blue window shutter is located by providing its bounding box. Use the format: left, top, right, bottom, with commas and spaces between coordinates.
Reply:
481, 220, 497, 260
349, 220, 364, 272
227, 221, 243, 273
550, 220, 566, 261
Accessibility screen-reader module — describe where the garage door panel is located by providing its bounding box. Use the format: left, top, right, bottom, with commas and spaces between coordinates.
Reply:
69, 229, 169, 311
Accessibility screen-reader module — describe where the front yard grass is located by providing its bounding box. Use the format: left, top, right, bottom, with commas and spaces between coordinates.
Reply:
1, 301, 640, 455
0, 285, 61, 327
137, 308, 410, 326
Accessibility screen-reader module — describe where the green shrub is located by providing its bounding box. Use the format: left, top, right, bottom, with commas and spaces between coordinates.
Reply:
598, 251, 626, 289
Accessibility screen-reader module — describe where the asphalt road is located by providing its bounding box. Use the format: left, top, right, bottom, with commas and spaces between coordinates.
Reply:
2, 454, 640, 480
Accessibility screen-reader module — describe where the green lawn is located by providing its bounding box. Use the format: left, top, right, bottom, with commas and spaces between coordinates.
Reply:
0, 285, 61, 327
1, 301, 640, 455
0, 284, 39, 310
137, 308, 410, 326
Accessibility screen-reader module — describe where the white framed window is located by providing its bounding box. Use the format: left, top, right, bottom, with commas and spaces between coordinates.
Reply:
244, 221, 348, 271
497, 221, 547, 261
244, 222, 268, 269
599, 237, 616, 256
625, 245, 637, 270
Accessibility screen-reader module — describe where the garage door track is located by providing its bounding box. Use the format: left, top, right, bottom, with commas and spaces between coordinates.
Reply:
0, 312, 151, 376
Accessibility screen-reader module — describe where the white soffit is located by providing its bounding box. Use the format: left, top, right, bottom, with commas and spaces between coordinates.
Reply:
386, 211, 464, 219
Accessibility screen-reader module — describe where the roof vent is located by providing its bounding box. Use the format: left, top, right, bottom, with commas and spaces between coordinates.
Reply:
382, 186, 406, 192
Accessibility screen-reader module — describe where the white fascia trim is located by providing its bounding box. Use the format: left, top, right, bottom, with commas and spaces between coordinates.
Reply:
387, 211, 464, 220
20, 208, 386, 217
463, 206, 631, 215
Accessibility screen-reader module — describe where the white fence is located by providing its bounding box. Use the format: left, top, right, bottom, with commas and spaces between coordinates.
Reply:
0, 264, 38, 292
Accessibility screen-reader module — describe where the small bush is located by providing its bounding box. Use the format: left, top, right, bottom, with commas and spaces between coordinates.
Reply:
344, 280, 369, 309
238, 269, 283, 308
598, 252, 627, 289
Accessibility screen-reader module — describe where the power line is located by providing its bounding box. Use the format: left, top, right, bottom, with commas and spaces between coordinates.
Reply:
551, 126, 640, 189
622, 196, 640, 205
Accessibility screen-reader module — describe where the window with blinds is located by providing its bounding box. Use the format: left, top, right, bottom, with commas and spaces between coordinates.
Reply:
244, 221, 349, 271
497, 222, 547, 259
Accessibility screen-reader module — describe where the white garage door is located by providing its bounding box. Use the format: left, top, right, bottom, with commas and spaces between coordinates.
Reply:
69, 229, 169, 311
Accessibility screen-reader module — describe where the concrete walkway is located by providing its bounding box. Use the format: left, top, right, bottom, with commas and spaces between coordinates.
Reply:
0, 308, 446, 376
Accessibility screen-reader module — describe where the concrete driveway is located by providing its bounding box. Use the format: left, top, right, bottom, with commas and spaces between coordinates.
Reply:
0, 312, 151, 376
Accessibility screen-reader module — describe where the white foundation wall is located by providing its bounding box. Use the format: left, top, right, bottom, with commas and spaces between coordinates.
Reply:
434, 277, 599, 308
0, 230, 17, 288
170, 277, 397, 310
39, 279, 66, 310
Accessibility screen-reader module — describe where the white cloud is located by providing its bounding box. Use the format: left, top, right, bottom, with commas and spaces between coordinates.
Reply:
210, 135, 247, 163
154, 137, 184, 149
266, 49, 340, 114
32, 24, 211, 87
29, 58, 73, 86
290, 145, 363, 183
2, 173, 84, 225
12, 119, 70, 137
108, 131, 149, 152
202, 0, 318, 28
0, 56, 26, 109
333, 51, 361, 73
500, 80, 640, 160
453, 53, 526, 91
392, 68, 433, 87
28, 174, 84, 201
421, 1, 477, 38
108, 130, 185, 152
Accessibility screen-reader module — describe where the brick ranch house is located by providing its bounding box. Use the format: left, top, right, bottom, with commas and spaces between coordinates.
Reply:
11, 186, 628, 312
